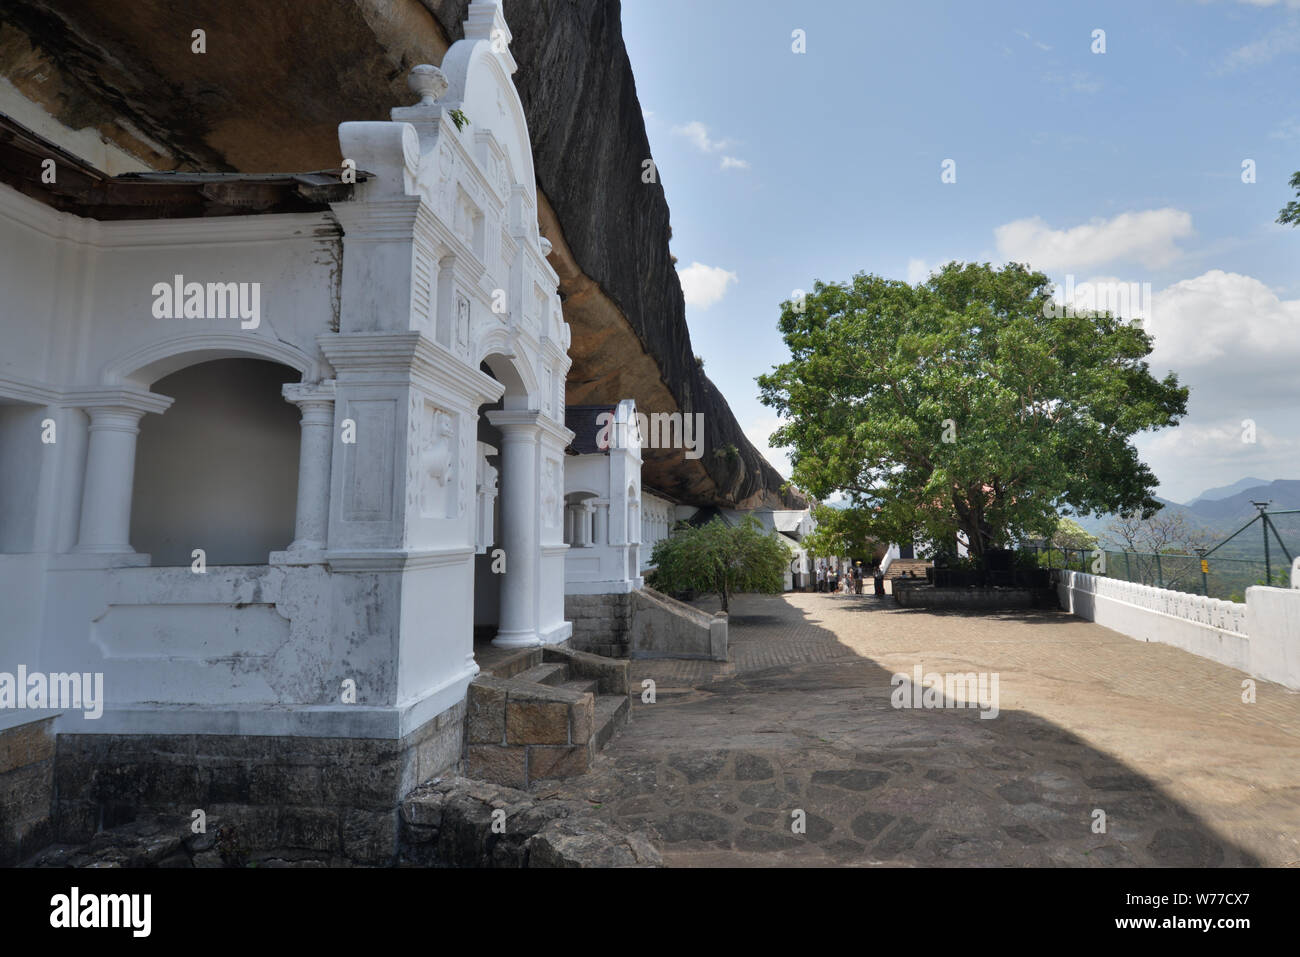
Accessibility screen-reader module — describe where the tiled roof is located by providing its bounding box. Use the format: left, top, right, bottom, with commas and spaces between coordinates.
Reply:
565, 404, 616, 455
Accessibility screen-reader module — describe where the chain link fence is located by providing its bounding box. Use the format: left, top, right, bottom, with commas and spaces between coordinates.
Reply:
1021, 545, 1287, 602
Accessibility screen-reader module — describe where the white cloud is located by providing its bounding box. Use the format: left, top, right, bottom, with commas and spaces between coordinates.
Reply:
1134, 270, 1300, 497
677, 261, 738, 309
1269, 116, 1300, 138
994, 208, 1194, 271
1140, 419, 1300, 502
1144, 270, 1300, 379
720, 156, 750, 171
906, 258, 935, 284
1217, 21, 1300, 73
1016, 29, 1052, 51
673, 120, 731, 154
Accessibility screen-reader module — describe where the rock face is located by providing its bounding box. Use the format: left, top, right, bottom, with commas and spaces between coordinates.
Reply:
431, 0, 799, 507
399, 777, 662, 867
0, 0, 801, 508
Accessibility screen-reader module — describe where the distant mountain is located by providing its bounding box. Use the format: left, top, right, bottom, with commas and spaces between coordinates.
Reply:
1185, 478, 1270, 506
1063, 479, 1300, 558
1067, 497, 1200, 544
1183, 480, 1300, 524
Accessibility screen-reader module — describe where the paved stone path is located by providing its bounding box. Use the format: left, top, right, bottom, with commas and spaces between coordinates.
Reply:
543, 592, 1300, 866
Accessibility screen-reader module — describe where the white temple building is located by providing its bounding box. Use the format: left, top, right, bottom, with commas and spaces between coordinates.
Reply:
0, 1, 817, 864
0, 4, 632, 748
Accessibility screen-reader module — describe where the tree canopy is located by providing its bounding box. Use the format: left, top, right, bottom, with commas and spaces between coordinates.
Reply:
1049, 516, 1098, 551
757, 262, 1188, 558
800, 503, 879, 563
647, 516, 789, 612
1278, 170, 1300, 227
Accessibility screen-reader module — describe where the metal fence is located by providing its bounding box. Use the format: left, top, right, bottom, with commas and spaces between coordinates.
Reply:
1021, 545, 1286, 602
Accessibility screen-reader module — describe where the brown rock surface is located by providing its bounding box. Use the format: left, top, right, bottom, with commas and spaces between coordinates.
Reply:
0, 0, 800, 507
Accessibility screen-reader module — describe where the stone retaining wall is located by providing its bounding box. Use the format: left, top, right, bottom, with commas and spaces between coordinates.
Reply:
564, 592, 632, 657
46, 701, 465, 866
0, 716, 55, 866
630, 588, 727, 660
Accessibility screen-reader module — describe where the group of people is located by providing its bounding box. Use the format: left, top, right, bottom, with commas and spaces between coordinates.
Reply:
814, 560, 873, 595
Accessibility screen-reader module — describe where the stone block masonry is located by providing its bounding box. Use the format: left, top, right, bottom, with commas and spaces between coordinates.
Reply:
465, 674, 597, 789
564, 592, 632, 657
565, 589, 728, 661
47, 702, 465, 867
0, 716, 56, 866
464, 647, 631, 789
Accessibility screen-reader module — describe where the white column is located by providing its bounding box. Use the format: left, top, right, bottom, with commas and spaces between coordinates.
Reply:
71, 390, 172, 555
577, 501, 593, 547
593, 502, 608, 546
486, 410, 542, 648
283, 381, 336, 555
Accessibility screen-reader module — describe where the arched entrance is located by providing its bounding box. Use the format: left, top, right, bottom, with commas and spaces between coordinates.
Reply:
130, 357, 301, 565
474, 353, 544, 649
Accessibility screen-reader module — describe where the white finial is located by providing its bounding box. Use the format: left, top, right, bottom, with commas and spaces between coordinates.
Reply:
408, 64, 449, 106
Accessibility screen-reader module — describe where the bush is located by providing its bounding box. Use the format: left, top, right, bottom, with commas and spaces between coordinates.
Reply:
649, 515, 789, 612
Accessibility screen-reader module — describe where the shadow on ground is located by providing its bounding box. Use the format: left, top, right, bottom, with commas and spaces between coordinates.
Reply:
540, 593, 1285, 867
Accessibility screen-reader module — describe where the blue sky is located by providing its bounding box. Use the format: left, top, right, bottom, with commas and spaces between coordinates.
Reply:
620, 0, 1300, 504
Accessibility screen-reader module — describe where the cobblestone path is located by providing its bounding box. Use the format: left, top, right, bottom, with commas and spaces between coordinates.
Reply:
543, 592, 1300, 866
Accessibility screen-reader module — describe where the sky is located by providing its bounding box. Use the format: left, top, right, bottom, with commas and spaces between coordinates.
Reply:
620, 0, 1300, 505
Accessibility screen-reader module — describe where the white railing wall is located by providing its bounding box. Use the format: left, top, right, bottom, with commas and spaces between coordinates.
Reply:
1057, 570, 1299, 690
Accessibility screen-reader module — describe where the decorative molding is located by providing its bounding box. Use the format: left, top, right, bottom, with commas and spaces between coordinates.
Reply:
62, 386, 173, 416
103, 331, 319, 386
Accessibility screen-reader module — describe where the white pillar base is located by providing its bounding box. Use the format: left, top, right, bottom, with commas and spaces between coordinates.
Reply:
490, 629, 542, 649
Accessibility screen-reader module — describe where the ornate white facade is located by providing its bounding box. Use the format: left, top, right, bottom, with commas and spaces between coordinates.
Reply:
564, 399, 645, 594
0, 2, 576, 741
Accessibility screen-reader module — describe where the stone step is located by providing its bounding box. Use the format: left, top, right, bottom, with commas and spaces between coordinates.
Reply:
516, 663, 569, 687
558, 677, 600, 696
481, 647, 543, 679
591, 694, 630, 753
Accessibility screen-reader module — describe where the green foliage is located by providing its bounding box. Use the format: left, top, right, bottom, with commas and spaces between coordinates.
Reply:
1278, 170, 1300, 227
449, 109, 469, 132
648, 515, 789, 612
757, 261, 1188, 558
1049, 516, 1097, 551
801, 503, 877, 560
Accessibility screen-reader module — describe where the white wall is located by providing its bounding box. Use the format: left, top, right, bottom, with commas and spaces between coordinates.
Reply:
1058, 571, 1300, 690
0, 404, 44, 552
1246, 586, 1300, 690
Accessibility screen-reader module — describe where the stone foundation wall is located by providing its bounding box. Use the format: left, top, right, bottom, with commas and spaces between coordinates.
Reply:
49, 701, 465, 866
0, 716, 56, 865
564, 592, 632, 657
893, 582, 1058, 610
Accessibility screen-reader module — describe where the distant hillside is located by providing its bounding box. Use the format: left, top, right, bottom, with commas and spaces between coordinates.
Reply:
1186, 477, 1270, 505
1067, 497, 1200, 544
1183, 480, 1300, 524
1065, 479, 1300, 560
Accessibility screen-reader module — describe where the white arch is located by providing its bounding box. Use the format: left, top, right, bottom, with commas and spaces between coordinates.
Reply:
103, 332, 320, 388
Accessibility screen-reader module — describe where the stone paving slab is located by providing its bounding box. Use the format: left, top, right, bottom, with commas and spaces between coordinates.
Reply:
546, 592, 1300, 867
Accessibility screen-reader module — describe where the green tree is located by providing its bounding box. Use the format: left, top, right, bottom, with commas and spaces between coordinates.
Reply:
801, 503, 879, 563
1050, 516, 1098, 551
757, 262, 1188, 560
1278, 170, 1300, 226
648, 515, 789, 612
